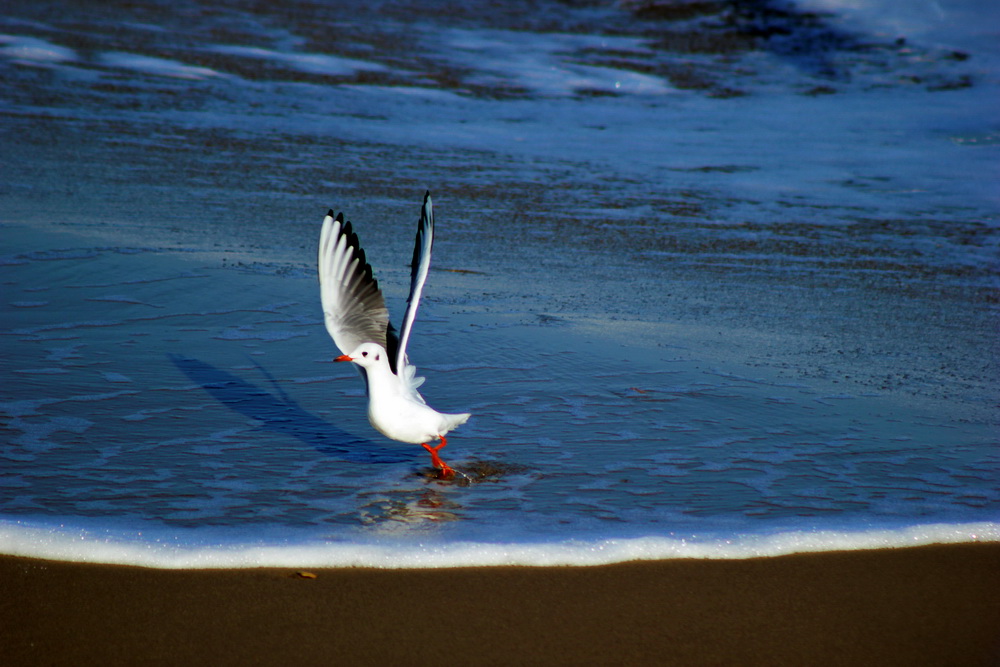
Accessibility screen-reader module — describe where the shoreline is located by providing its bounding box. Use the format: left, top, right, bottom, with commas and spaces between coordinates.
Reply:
3, 542, 999, 666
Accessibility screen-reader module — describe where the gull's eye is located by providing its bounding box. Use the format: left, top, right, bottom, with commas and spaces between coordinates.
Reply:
361, 351, 368, 357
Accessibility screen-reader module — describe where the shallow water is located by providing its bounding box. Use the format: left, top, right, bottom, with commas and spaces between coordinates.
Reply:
1, 0, 997, 567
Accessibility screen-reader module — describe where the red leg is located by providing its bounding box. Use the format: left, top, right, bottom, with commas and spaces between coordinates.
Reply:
421, 437, 455, 479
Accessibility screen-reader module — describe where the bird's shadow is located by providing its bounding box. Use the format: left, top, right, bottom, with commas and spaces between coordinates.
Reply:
168, 354, 413, 464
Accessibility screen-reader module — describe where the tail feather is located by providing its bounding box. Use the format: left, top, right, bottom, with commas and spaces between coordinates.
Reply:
444, 412, 471, 432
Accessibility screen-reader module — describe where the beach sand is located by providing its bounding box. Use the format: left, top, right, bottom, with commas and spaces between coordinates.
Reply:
2, 543, 998, 666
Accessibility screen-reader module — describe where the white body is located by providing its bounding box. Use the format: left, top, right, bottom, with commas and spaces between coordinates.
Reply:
345, 342, 469, 444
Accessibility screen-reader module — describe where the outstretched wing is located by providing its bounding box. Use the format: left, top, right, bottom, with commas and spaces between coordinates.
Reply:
395, 191, 434, 374
318, 211, 392, 357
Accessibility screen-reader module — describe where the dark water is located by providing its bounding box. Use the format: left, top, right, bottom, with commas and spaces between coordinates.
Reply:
1, 0, 997, 566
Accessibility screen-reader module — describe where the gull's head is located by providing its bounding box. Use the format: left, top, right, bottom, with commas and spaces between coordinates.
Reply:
334, 342, 389, 369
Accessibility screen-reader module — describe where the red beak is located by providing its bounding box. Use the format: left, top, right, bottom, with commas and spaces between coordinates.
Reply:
334, 355, 353, 362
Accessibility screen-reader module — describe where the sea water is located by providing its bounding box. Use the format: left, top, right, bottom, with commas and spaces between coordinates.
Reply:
1, 0, 997, 568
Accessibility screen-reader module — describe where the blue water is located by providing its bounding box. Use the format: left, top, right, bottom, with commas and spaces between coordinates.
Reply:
1, 0, 997, 567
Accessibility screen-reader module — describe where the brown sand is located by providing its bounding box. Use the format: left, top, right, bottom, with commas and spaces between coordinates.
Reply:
2, 543, 998, 666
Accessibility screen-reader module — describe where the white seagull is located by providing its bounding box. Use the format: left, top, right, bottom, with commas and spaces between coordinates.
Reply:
318, 191, 470, 478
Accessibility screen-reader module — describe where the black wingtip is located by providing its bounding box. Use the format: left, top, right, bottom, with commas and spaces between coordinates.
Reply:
339, 219, 378, 291
335, 211, 344, 223
421, 192, 433, 221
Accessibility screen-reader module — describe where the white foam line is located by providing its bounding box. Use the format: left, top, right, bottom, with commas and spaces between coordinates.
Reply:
209, 45, 388, 77
99, 52, 223, 80
0, 35, 77, 64
1, 520, 996, 569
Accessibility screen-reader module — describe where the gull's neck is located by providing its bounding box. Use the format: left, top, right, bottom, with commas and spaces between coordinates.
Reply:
363, 360, 400, 397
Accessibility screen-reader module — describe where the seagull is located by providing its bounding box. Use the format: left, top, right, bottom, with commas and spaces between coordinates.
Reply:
318, 191, 470, 479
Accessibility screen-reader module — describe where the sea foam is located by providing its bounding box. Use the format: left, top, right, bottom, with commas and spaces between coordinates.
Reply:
1, 520, 996, 570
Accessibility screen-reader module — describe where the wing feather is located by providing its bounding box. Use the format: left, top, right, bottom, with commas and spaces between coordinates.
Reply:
318, 211, 391, 357
395, 191, 434, 374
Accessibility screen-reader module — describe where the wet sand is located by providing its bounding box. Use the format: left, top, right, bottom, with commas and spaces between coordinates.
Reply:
3, 543, 998, 666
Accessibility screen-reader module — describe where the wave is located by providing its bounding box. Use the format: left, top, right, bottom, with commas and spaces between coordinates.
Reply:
2, 519, 996, 569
